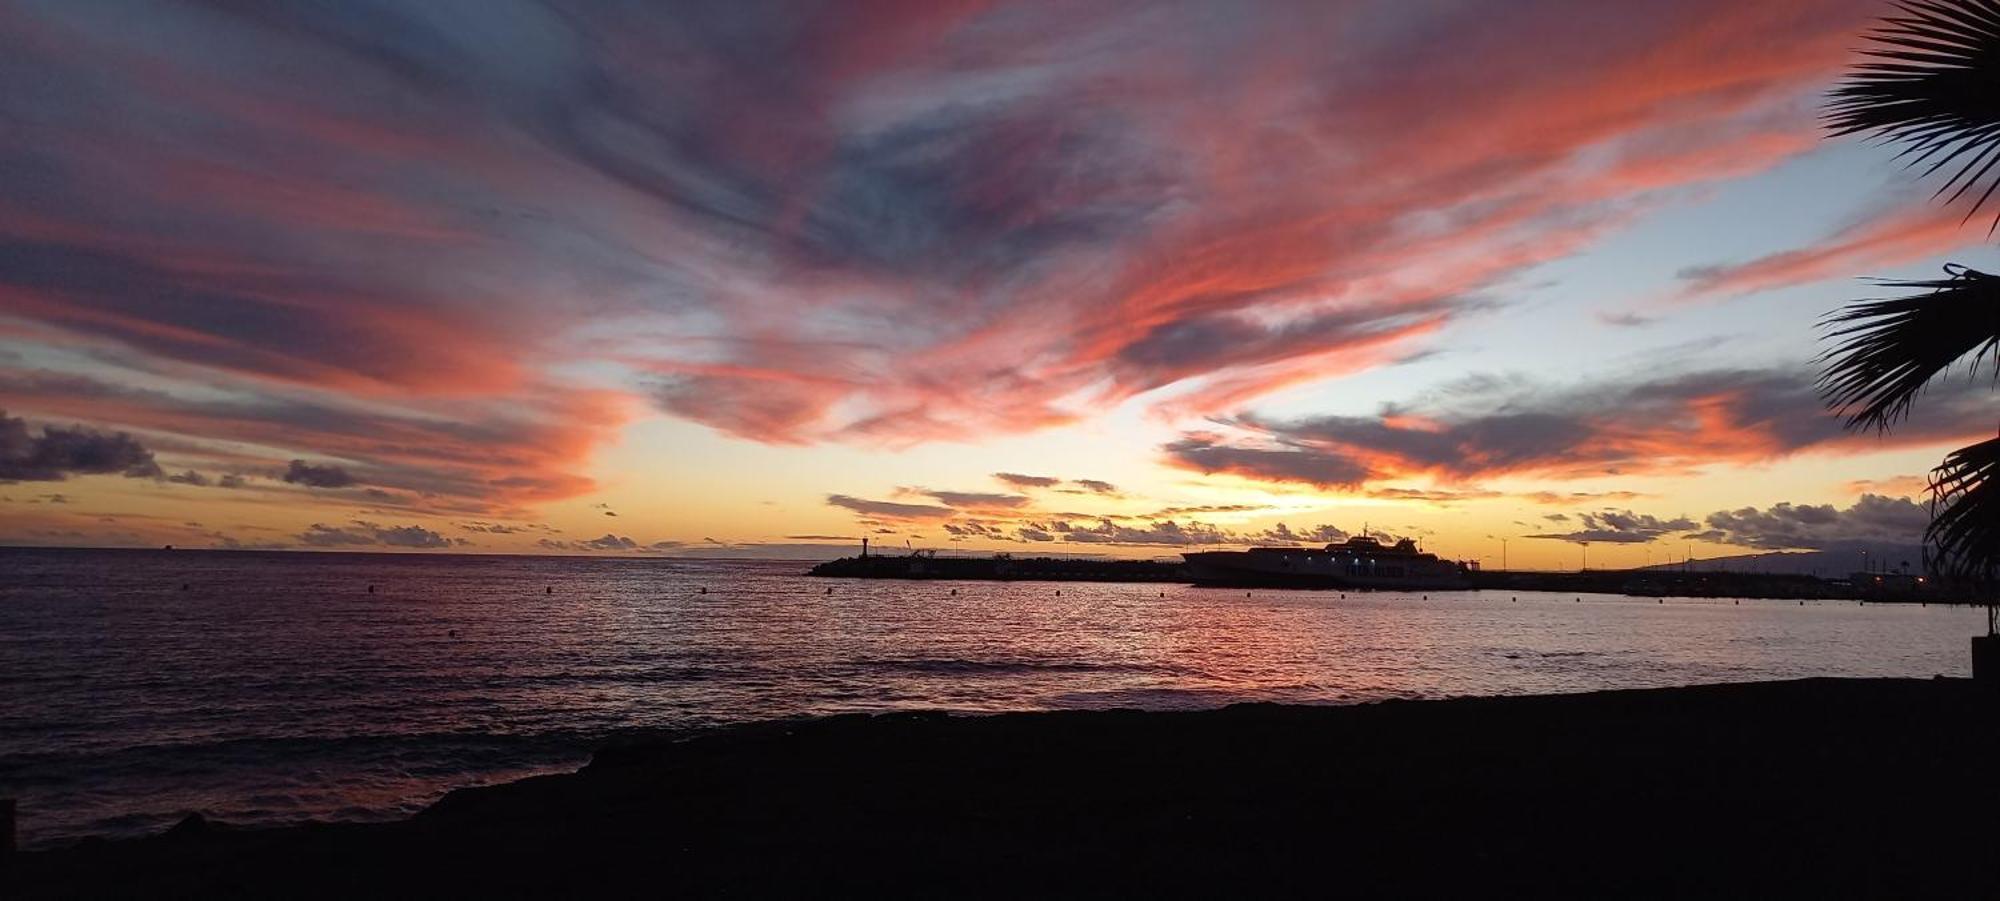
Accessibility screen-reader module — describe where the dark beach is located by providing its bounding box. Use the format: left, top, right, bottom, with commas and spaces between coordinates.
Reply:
9, 677, 1993, 898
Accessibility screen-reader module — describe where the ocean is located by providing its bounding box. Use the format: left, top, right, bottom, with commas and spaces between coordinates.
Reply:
0, 547, 1983, 850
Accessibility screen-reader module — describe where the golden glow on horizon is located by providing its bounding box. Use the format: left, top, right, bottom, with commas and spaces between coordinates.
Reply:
3, 410, 1960, 572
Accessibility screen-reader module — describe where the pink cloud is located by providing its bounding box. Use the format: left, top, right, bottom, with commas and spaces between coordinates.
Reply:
0, 0, 1895, 495
1677, 204, 1981, 300
1162, 367, 1990, 489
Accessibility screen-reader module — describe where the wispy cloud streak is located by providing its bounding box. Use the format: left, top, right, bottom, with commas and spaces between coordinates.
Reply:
0, 2, 1879, 450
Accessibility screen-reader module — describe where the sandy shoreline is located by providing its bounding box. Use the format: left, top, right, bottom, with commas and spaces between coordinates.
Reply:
8, 677, 1994, 897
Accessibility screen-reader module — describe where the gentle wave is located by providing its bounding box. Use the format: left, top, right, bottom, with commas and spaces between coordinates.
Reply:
0, 547, 1982, 849
842, 656, 1201, 676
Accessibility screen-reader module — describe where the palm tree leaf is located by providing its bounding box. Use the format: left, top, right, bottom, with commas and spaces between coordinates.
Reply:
1816, 264, 2000, 431
1927, 435, 2000, 581
1826, 0, 2000, 227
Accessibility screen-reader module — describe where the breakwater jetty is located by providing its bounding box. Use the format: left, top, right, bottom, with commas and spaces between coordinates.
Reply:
809, 551, 1974, 603
808, 552, 1185, 582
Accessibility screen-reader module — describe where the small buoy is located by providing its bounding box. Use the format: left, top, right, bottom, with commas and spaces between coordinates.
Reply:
825, 587, 832, 595
1422, 595, 1427, 600
367, 585, 375, 594
180, 583, 190, 591
950, 588, 957, 596
1159, 591, 1165, 598
546, 586, 553, 594
1656, 598, 1662, 604
1733, 599, 1739, 605
448, 629, 457, 638
699, 587, 707, 594
1055, 590, 1061, 596
1798, 600, 1804, 606
1245, 592, 1251, 598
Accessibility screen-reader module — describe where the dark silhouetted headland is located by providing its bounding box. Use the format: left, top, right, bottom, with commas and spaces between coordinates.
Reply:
9, 678, 1993, 898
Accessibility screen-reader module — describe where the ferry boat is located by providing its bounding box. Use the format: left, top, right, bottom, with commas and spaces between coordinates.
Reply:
1182, 536, 1471, 590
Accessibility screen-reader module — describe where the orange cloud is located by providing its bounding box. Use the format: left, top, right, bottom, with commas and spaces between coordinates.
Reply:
0, 369, 629, 514
1842, 474, 1928, 498
1677, 204, 1980, 300
1164, 367, 1989, 488
0, 0, 1895, 506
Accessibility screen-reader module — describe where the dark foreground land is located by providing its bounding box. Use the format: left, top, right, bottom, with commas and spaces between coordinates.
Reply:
8, 679, 1995, 898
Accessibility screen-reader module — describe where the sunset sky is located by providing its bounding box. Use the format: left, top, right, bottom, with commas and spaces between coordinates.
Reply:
3, 0, 1996, 569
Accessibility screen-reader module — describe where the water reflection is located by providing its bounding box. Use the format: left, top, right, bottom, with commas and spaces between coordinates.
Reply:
0, 549, 1981, 847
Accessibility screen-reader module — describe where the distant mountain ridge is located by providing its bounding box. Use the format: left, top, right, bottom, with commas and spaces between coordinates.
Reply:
1641, 542, 1926, 578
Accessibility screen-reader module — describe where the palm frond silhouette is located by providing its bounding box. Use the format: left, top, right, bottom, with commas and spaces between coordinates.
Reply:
1825, 0, 2000, 227
1929, 436, 2000, 575
1817, 266, 2000, 432
1819, 0, 2000, 584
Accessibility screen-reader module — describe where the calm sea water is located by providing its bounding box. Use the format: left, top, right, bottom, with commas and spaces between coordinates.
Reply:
0, 547, 1984, 849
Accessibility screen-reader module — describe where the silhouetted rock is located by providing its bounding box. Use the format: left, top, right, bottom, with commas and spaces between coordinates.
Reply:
163, 813, 211, 839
